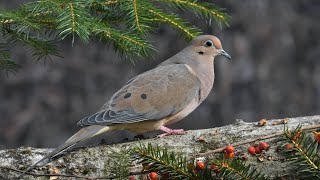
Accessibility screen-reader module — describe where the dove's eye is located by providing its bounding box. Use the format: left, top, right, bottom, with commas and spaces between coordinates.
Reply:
204, 40, 214, 47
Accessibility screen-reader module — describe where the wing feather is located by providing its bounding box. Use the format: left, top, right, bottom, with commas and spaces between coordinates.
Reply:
77, 64, 200, 127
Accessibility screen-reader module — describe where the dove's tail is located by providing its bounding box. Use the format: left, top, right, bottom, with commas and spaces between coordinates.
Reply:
22, 125, 111, 175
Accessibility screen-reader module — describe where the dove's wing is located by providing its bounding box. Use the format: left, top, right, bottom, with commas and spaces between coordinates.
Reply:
77, 64, 201, 127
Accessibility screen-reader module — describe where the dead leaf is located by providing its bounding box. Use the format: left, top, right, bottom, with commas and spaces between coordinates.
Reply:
282, 118, 288, 124
198, 136, 206, 142
258, 156, 264, 162
49, 176, 58, 180
48, 166, 60, 180
258, 119, 267, 126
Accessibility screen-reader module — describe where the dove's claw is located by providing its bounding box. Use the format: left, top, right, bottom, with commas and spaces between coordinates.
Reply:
158, 126, 186, 138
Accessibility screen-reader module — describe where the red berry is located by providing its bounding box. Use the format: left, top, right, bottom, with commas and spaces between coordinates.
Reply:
210, 164, 218, 169
313, 131, 320, 143
259, 142, 269, 151
149, 172, 158, 180
285, 143, 293, 150
196, 161, 206, 170
255, 146, 262, 154
225, 145, 235, 154
224, 151, 235, 159
128, 176, 136, 180
248, 146, 256, 155
210, 164, 220, 174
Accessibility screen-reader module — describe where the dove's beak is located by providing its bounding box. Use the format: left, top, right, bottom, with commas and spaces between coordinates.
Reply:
219, 49, 231, 60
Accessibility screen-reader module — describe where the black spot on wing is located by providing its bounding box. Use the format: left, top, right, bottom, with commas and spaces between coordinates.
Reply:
140, 93, 147, 99
124, 93, 131, 99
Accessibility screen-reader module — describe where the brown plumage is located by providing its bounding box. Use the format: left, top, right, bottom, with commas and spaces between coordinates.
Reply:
23, 35, 231, 174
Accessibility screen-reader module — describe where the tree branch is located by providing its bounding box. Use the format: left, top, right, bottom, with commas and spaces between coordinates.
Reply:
1, 115, 320, 179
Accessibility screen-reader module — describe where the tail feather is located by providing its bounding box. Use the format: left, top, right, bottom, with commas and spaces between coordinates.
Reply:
21, 125, 110, 175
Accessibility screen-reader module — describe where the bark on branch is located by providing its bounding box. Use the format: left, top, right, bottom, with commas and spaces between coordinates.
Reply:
1, 115, 320, 179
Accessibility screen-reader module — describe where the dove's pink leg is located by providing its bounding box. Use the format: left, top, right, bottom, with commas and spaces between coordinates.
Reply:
158, 126, 186, 138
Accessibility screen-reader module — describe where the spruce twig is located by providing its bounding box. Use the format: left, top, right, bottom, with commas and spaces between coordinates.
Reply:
133, 143, 195, 179
213, 158, 268, 180
279, 125, 320, 179
0, 0, 229, 73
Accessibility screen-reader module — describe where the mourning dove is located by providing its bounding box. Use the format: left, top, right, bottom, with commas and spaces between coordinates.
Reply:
23, 35, 231, 173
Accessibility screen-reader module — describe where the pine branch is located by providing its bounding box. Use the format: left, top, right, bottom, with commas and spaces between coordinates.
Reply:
119, 0, 153, 34
213, 158, 268, 180
57, 1, 91, 44
93, 22, 155, 60
0, 9, 41, 32
0, 0, 230, 73
134, 143, 199, 179
0, 49, 21, 76
148, 8, 201, 40
279, 124, 320, 179
157, 0, 230, 26
86, 0, 114, 14
3, 28, 61, 61
107, 147, 133, 179
133, 0, 141, 32
134, 143, 269, 180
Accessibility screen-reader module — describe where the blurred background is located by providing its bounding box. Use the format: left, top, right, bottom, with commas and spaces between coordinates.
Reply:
1, 0, 320, 149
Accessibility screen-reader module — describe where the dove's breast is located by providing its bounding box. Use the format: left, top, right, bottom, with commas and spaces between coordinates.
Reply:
163, 97, 199, 125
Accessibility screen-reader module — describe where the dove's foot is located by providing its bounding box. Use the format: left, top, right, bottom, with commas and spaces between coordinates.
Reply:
158, 126, 186, 138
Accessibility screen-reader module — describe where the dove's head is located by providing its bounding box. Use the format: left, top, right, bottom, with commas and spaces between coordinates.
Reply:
190, 35, 231, 60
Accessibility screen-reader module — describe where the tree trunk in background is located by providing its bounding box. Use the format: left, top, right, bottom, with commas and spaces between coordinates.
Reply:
1, 115, 319, 179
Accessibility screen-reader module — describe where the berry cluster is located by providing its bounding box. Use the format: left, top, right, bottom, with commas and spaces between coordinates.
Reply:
247, 142, 269, 155
224, 145, 235, 159
132, 129, 320, 180
196, 161, 221, 175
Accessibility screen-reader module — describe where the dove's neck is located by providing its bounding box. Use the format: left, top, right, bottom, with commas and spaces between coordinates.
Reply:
162, 48, 215, 101
187, 56, 215, 102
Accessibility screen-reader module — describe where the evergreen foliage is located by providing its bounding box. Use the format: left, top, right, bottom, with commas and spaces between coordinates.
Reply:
133, 143, 268, 180
212, 158, 268, 180
106, 147, 133, 180
132, 125, 320, 180
134, 143, 199, 179
0, 43, 20, 75
279, 125, 320, 179
0, 0, 229, 73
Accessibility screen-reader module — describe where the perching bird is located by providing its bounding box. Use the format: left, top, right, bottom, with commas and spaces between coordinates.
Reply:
23, 35, 231, 173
